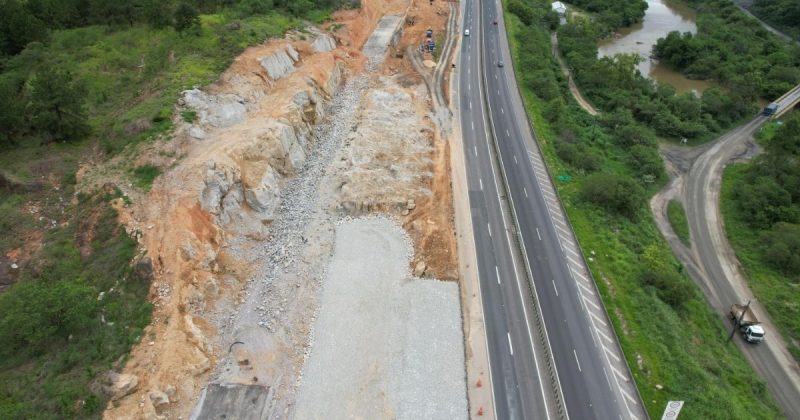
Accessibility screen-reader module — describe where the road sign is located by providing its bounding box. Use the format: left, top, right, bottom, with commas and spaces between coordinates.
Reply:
660, 401, 684, 419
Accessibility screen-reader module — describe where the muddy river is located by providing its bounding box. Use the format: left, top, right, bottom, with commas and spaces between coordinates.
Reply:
598, 0, 710, 95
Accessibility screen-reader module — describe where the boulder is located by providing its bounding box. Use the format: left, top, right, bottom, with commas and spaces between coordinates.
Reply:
149, 389, 170, 413
102, 372, 139, 400
134, 258, 154, 281
188, 126, 207, 140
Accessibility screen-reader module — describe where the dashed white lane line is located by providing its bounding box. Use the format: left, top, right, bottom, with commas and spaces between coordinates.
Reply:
507, 333, 514, 356
474, 145, 478, 156
536, 228, 542, 241
514, 155, 518, 164
479, 178, 483, 190
524, 187, 528, 197
501, 107, 504, 114
471, 120, 474, 131
496, 265, 501, 285
573, 349, 582, 372
488, 223, 492, 237
506, 129, 510, 137
552, 279, 559, 296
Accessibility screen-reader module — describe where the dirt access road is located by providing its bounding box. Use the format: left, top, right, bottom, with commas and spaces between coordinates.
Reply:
651, 116, 800, 418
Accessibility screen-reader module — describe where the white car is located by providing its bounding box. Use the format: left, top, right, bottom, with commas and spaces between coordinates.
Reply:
464, 29, 470, 36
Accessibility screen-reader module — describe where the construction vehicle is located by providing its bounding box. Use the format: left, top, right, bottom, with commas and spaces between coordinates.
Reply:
730, 304, 765, 343
426, 28, 433, 38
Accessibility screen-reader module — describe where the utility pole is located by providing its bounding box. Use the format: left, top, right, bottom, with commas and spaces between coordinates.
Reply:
728, 299, 751, 343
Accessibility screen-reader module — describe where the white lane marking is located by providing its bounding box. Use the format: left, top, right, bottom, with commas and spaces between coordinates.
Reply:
488, 223, 492, 237
469, 101, 472, 109
479, 178, 483, 190
583, 295, 601, 311
495, 74, 498, 80
603, 367, 613, 389
471, 120, 475, 131
536, 228, 541, 241
573, 349, 582, 372
496, 265, 501, 284
595, 326, 613, 343
575, 280, 596, 296
514, 155, 518, 164
501, 107, 504, 114
523, 187, 528, 197
474, 145, 478, 156
497, 89, 500, 95
589, 310, 608, 327
469, 83, 471, 91
566, 253, 583, 267
506, 129, 510, 137
552, 279, 559, 296
507, 332, 514, 355
603, 345, 621, 362
570, 267, 589, 282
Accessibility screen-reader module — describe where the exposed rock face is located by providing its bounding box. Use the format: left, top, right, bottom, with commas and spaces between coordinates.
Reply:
188, 126, 207, 140
181, 89, 247, 128
260, 45, 300, 80
312, 33, 336, 53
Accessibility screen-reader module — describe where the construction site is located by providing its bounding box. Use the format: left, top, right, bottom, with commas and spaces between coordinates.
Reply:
82, 0, 477, 418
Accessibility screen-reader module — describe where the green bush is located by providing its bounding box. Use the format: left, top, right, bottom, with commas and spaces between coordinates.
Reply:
132, 164, 161, 191
581, 173, 644, 219
760, 222, 800, 276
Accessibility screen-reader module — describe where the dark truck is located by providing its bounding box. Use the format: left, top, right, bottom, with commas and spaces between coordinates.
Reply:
762, 102, 779, 116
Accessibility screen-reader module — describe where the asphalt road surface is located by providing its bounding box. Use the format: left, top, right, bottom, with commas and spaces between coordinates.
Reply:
457, 0, 645, 418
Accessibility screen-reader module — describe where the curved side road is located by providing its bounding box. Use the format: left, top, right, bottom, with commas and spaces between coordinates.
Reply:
651, 85, 800, 418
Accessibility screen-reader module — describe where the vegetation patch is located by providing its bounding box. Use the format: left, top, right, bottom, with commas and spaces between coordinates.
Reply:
132, 165, 162, 191
667, 200, 691, 245
0, 188, 152, 419
505, 1, 781, 417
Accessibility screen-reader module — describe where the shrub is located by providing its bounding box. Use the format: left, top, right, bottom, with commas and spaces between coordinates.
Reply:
581, 173, 644, 219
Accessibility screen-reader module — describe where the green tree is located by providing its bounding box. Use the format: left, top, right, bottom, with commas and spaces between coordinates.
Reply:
640, 244, 694, 308
140, 0, 174, 28
0, 0, 48, 55
27, 68, 91, 143
0, 278, 98, 355
0, 76, 23, 146
581, 173, 644, 219
761, 222, 800, 276
173, 2, 200, 33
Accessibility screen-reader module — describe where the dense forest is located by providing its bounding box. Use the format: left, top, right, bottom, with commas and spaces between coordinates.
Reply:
653, 0, 800, 100
751, 0, 800, 39
505, 0, 782, 417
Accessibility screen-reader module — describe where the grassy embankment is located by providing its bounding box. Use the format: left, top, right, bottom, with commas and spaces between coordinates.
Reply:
503, 2, 781, 417
0, 11, 308, 419
667, 200, 691, 245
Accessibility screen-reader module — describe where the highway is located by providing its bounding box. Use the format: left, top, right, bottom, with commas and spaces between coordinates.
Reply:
456, 0, 645, 419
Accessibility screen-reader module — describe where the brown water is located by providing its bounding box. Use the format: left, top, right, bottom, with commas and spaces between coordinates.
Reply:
597, 0, 711, 95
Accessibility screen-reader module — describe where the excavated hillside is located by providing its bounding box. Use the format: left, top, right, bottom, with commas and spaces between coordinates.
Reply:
86, 0, 459, 418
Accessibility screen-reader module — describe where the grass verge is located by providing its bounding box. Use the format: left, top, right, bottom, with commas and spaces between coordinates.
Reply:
504, 8, 781, 418
667, 200, 691, 246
